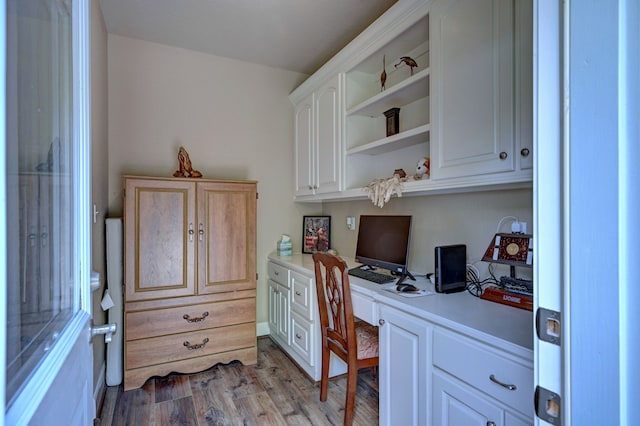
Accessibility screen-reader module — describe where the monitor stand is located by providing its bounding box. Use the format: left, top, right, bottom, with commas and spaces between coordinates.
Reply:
394, 270, 416, 286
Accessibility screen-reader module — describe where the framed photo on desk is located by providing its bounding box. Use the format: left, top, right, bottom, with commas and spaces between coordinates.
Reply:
302, 216, 331, 254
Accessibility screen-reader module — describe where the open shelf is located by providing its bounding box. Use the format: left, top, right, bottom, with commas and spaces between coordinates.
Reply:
346, 68, 430, 117
347, 124, 430, 156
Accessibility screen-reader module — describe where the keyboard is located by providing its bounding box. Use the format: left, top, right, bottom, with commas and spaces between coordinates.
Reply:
348, 267, 395, 284
499, 275, 533, 295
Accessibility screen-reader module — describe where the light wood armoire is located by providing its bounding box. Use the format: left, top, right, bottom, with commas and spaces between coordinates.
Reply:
122, 175, 257, 390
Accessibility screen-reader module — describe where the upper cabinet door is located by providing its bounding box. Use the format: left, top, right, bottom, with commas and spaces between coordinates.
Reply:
294, 95, 314, 196
124, 178, 196, 301
314, 75, 342, 194
431, 0, 516, 180
197, 181, 257, 295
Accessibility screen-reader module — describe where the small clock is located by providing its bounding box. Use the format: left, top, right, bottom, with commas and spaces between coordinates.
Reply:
483, 233, 533, 266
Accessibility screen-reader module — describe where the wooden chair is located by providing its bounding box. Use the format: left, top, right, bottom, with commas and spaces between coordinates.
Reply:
312, 252, 379, 426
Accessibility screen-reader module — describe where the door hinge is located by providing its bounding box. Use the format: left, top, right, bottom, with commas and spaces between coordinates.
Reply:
256, 192, 259, 199
535, 386, 561, 425
536, 307, 561, 345
256, 272, 259, 280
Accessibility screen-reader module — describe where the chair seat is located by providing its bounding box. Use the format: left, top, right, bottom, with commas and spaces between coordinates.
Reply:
355, 321, 379, 359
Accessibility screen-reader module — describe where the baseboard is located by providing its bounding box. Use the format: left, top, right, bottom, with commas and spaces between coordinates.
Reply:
256, 321, 270, 337
93, 362, 106, 418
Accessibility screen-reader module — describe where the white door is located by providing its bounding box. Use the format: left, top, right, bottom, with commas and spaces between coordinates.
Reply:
1, 0, 93, 425
534, 1, 639, 424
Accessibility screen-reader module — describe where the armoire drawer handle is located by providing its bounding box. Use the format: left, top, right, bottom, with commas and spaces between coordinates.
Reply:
183, 311, 209, 323
489, 374, 517, 391
183, 337, 209, 350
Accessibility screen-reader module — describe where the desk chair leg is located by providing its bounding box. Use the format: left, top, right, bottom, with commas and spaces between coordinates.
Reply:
344, 365, 358, 426
320, 345, 330, 401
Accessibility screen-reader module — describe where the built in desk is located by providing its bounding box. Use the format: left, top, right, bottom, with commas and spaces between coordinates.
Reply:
268, 253, 534, 425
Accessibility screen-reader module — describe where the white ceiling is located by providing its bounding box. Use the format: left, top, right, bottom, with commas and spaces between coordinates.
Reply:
98, 0, 399, 75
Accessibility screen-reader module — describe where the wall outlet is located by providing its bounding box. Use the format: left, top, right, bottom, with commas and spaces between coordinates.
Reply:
346, 216, 356, 230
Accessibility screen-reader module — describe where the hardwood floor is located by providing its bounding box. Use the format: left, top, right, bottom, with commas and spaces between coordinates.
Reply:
97, 337, 378, 425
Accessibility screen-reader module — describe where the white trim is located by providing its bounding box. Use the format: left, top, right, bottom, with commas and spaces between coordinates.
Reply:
0, 1, 8, 424
256, 321, 270, 337
533, 0, 565, 424
94, 362, 106, 407
618, 1, 639, 423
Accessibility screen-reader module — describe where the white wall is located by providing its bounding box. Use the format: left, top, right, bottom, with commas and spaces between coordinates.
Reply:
106, 35, 313, 326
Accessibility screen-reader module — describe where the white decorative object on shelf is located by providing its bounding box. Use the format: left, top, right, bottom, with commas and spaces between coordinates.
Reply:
364, 174, 407, 208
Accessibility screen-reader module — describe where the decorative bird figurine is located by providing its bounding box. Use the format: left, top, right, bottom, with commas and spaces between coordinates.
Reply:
380, 55, 387, 91
394, 56, 418, 76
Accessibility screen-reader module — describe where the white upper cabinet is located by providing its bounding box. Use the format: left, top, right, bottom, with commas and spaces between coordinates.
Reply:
293, 75, 342, 196
430, 0, 515, 179
289, 0, 532, 202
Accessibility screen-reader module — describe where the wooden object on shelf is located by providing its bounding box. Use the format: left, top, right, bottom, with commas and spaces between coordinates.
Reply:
123, 175, 257, 390
384, 107, 400, 137
380, 55, 387, 91
394, 56, 418, 75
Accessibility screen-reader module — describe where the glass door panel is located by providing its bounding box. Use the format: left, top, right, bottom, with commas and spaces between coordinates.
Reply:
5, 0, 76, 406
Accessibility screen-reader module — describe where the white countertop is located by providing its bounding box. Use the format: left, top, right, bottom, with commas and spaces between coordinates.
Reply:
268, 252, 534, 360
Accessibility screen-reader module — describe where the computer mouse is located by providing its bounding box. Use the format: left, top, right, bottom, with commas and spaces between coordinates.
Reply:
396, 283, 418, 292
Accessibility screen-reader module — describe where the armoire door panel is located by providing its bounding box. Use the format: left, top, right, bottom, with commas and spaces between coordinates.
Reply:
197, 182, 256, 295
125, 179, 196, 301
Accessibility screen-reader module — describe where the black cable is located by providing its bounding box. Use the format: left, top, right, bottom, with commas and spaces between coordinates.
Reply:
465, 265, 499, 297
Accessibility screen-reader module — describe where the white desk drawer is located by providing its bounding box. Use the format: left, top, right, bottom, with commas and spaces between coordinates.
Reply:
291, 311, 314, 366
291, 270, 314, 321
351, 291, 377, 326
433, 328, 533, 416
268, 262, 289, 286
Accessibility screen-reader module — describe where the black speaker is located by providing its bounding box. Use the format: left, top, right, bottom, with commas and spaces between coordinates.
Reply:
435, 244, 467, 293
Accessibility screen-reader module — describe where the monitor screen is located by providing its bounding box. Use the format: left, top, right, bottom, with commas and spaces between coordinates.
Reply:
354, 215, 412, 273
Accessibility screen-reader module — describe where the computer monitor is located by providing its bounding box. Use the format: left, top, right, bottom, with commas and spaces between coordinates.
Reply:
354, 215, 414, 281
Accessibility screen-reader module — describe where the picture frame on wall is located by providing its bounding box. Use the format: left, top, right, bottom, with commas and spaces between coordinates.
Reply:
302, 216, 331, 254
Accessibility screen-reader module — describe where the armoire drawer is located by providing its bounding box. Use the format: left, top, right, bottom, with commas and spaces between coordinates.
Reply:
268, 262, 289, 286
126, 322, 255, 370
432, 329, 533, 416
126, 297, 256, 340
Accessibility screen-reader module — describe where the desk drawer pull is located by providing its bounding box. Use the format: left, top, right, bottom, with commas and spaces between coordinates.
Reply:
489, 374, 517, 391
183, 311, 209, 323
183, 337, 209, 350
